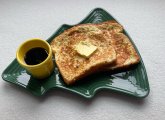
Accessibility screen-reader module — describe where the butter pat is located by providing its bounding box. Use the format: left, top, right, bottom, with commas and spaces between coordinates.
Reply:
75, 41, 97, 58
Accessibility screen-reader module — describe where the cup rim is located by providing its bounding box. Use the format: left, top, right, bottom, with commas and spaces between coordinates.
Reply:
16, 38, 52, 68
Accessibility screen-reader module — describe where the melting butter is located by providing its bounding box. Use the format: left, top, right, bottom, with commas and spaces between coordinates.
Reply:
75, 41, 97, 58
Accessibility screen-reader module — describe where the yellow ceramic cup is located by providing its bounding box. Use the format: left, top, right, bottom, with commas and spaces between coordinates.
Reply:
16, 38, 54, 79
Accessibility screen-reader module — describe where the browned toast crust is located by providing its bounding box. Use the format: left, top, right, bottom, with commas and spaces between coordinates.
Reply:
105, 33, 140, 70
51, 22, 117, 84
51, 20, 140, 84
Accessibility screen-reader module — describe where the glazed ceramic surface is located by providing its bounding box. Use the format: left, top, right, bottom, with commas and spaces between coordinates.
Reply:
2, 8, 149, 98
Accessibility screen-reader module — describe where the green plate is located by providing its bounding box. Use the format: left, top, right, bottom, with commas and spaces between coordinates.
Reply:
1, 8, 149, 98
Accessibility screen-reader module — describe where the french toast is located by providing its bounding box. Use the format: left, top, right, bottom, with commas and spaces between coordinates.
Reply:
51, 20, 140, 84
104, 32, 140, 70
97, 21, 140, 70
51, 24, 117, 84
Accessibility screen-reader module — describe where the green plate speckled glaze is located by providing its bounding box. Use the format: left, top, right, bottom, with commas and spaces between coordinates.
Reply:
1, 8, 149, 98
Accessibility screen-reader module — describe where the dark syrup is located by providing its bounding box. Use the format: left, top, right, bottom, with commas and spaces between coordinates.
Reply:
24, 47, 48, 65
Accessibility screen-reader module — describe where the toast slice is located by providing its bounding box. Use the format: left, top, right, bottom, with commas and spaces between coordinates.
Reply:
51, 21, 123, 53
97, 21, 140, 70
51, 20, 140, 84
51, 24, 116, 85
104, 32, 140, 70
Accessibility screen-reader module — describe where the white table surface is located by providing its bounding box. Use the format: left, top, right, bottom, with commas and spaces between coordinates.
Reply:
0, 0, 165, 120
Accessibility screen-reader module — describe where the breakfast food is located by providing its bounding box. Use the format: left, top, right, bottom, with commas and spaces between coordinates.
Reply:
51, 24, 117, 84
51, 20, 140, 84
96, 21, 139, 70
105, 33, 140, 70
